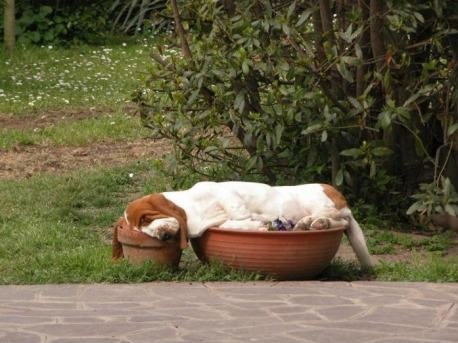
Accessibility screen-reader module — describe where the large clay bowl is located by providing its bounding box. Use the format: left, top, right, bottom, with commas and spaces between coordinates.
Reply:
117, 225, 182, 268
190, 227, 346, 280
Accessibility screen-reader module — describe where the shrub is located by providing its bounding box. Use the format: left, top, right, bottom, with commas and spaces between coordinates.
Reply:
137, 0, 458, 213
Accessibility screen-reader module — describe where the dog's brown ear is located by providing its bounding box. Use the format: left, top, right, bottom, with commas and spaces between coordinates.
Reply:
175, 206, 188, 250
112, 217, 124, 260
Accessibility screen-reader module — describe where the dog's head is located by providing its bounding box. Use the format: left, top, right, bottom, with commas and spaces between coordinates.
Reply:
124, 194, 188, 249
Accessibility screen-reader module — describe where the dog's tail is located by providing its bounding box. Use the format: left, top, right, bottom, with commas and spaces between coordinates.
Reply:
341, 208, 374, 268
112, 218, 124, 260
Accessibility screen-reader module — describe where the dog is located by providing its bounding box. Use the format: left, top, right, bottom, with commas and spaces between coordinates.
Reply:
112, 181, 374, 268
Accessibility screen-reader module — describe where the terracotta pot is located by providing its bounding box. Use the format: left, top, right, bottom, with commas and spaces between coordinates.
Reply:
191, 227, 346, 280
117, 224, 182, 268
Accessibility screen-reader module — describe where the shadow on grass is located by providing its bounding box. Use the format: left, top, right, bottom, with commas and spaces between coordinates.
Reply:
106, 253, 372, 283
317, 258, 375, 281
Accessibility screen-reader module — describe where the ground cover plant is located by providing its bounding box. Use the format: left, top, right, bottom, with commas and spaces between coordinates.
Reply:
1, 32, 457, 284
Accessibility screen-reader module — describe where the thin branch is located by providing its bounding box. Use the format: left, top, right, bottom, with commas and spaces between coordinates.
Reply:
434, 143, 453, 185
170, 0, 193, 59
149, 50, 174, 70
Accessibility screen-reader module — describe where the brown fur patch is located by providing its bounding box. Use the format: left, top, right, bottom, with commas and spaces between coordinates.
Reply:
112, 218, 125, 260
321, 184, 347, 209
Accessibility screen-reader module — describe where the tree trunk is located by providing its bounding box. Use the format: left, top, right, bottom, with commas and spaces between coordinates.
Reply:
4, 0, 15, 56
369, 0, 385, 69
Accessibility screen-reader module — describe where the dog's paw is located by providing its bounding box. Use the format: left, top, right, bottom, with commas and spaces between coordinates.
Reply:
293, 216, 313, 231
310, 217, 330, 230
141, 217, 180, 241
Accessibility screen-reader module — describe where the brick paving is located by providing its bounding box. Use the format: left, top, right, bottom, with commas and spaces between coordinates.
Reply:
0, 281, 457, 343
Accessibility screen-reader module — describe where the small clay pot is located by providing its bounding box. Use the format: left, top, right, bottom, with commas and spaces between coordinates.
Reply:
117, 223, 182, 268
191, 227, 345, 280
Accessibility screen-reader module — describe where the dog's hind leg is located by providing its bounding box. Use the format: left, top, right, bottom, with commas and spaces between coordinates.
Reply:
293, 216, 313, 231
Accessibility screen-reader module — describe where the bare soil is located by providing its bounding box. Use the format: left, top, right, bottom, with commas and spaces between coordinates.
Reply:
0, 139, 171, 179
0, 106, 170, 179
0, 107, 115, 130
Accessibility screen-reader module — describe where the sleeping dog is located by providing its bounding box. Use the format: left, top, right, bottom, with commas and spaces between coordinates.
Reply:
113, 181, 374, 268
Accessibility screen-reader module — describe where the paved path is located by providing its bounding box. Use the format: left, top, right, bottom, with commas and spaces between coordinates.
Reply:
1, 282, 457, 343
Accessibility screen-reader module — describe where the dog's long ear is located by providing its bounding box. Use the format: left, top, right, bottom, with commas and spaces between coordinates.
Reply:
112, 217, 124, 260
173, 204, 188, 250
144, 194, 189, 250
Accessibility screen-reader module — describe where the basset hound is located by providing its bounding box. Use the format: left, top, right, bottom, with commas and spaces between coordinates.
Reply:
113, 181, 374, 268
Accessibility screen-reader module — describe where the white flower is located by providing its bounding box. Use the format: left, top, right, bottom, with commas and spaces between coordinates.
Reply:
122, 42, 127, 47
48, 45, 53, 49
128, 173, 134, 178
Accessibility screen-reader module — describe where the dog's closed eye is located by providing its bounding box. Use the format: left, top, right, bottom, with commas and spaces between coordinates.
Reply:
140, 215, 154, 226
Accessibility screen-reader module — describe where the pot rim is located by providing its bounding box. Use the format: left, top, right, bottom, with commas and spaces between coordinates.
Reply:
204, 226, 346, 236
117, 224, 180, 248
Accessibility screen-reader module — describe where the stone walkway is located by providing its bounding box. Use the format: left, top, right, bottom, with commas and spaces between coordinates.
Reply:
0, 282, 457, 343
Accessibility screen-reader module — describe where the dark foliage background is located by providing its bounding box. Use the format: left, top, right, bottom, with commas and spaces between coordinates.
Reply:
0, 0, 169, 45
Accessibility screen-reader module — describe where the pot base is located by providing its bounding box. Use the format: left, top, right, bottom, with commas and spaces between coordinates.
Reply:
117, 220, 182, 268
191, 227, 345, 280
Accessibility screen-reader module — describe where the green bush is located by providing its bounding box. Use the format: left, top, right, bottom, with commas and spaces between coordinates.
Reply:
137, 0, 458, 215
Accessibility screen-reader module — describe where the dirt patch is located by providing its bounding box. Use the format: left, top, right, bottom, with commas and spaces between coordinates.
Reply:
0, 104, 168, 179
0, 138, 171, 179
0, 104, 137, 130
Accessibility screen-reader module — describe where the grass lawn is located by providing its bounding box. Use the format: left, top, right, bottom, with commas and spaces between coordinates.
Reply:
0, 39, 153, 114
1, 40, 457, 284
0, 161, 262, 283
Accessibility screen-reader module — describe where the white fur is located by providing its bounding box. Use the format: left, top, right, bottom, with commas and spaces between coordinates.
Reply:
148, 181, 373, 267
163, 182, 338, 236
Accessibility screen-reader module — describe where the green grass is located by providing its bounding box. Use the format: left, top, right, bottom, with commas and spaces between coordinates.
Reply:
375, 254, 458, 282
1, 40, 457, 284
0, 160, 263, 284
1, 158, 456, 284
364, 224, 453, 256
0, 40, 154, 114
321, 255, 458, 282
0, 111, 150, 150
